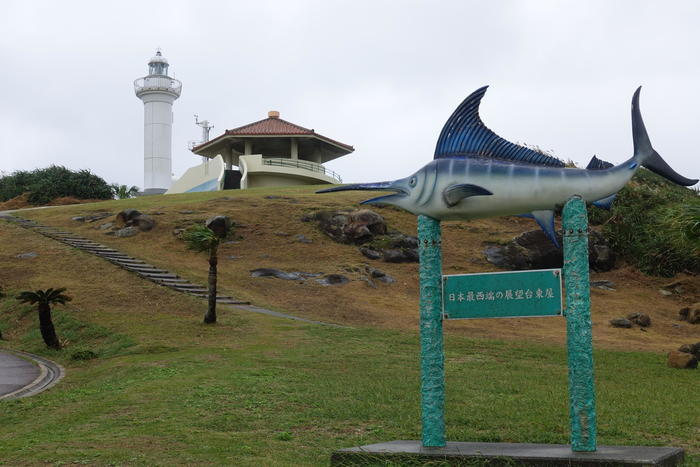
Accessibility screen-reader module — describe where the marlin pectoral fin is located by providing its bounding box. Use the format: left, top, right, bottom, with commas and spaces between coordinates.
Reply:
531, 210, 560, 248
592, 193, 617, 210
443, 184, 493, 207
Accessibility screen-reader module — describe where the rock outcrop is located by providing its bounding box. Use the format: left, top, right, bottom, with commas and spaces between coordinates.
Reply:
304, 209, 418, 263
484, 229, 615, 271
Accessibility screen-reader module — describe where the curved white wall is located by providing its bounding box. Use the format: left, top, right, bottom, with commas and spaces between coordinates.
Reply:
166, 155, 225, 194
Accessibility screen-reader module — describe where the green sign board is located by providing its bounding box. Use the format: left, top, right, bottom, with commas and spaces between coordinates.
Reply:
442, 269, 562, 319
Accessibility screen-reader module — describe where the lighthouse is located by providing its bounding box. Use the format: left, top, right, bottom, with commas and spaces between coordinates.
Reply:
134, 50, 182, 194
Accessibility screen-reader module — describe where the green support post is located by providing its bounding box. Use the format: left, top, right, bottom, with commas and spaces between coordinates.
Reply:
562, 196, 597, 452
417, 215, 446, 447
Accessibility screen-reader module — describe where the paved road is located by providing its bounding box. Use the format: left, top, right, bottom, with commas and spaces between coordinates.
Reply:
0, 351, 40, 398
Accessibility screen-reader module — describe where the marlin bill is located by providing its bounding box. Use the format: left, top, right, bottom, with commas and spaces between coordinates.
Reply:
317, 86, 697, 247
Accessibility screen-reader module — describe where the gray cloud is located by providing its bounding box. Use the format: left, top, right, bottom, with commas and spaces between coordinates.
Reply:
1, 0, 698, 188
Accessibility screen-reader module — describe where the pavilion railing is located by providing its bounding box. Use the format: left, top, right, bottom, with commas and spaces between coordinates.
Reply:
263, 158, 342, 183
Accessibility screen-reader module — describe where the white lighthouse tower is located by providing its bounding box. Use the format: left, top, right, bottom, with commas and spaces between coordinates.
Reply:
134, 50, 182, 194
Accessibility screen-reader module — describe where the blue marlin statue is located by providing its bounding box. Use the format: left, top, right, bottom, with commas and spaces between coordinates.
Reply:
318, 86, 697, 247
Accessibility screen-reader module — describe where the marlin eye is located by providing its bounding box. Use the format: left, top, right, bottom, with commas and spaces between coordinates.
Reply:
409, 176, 417, 187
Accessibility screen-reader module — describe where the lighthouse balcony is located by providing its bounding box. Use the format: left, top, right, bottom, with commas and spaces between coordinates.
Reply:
134, 76, 182, 97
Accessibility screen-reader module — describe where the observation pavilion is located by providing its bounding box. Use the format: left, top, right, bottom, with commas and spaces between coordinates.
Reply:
189, 111, 354, 190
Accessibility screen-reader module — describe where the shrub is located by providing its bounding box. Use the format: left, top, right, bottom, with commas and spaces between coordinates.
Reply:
591, 169, 700, 276
0, 166, 113, 205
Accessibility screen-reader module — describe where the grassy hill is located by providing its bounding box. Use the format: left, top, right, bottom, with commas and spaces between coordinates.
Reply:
1, 186, 698, 465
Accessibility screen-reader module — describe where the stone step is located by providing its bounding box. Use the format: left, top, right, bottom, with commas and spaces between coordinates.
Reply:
81, 247, 118, 253
153, 278, 189, 284
126, 266, 168, 274
137, 272, 179, 279
217, 299, 251, 305
94, 252, 131, 258
172, 286, 208, 292
109, 260, 147, 267
109, 258, 146, 265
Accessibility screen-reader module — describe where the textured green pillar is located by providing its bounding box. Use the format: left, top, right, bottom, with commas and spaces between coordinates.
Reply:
562, 196, 597, 452
417, 215, 446, 447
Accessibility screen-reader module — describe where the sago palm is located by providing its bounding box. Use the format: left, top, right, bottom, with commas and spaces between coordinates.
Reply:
182, 217, 232, 324
16, 287, 71, 350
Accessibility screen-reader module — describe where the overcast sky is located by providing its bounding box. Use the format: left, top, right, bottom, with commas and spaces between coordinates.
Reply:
1, 0, 699, 189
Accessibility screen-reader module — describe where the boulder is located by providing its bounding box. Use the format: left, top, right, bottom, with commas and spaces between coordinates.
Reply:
359, 247, 382, 260
383, 248, 419, 263
484, 229, 616, 272
250, 268, 302, 281
16, 252, 37, 259
84, 212, 112, 223
115, 209, 142, 227
667, 351, 698, 369
114, 226, 139, 238
295, 234, 312, 244
205, 216, 232, 238
692, 342, 700, 359
133, 214, 155, 232
304, 209, 387, 244
97, 222, 114, 230
610, 318, 632, 328
316, 274, 350, 286
680, 342, 700, 360
368, 267, 396, 284
627, 312, 651, 327
679, 304, 700, 324
590, 280, 616, 290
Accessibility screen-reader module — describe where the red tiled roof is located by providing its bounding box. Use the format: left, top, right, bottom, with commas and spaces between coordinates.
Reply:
226, 117, 315, 136
191, 116, 354, 153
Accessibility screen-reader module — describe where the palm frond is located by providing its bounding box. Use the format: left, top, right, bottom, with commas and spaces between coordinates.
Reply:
16, 288, 71, 305
182, 225, 219, 252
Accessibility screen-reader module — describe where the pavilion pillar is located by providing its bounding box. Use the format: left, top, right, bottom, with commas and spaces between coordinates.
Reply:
291, 138, 298, 160
223, 146, 233, 170
244, 141, 252, 155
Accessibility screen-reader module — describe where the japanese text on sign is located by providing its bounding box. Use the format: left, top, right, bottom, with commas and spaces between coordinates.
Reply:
442, 269, 562, 320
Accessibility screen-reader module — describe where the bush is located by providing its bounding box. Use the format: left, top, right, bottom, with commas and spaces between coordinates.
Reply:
0, 166, 113, 205
590, 169, 700, 276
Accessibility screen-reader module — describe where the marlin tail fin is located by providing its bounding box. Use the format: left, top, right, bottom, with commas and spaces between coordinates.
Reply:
632, 87, 698, 186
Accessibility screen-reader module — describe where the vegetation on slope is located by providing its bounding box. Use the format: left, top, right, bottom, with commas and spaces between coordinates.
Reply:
590, 169, 700, 277
0, 165, 113, 205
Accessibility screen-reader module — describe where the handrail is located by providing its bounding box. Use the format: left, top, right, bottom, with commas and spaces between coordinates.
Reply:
262, 158, 342, 182
134, 76, 182, 96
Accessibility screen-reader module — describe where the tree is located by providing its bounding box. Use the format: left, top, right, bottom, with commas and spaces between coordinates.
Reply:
16, 288, 71, 350
182, 217, 232, 324
111, 184, 140, 200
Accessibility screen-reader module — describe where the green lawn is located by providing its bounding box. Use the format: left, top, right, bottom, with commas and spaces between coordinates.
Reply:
1, 294, 697, 466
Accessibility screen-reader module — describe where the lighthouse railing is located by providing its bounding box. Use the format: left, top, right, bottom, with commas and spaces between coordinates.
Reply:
134, 77, 182, 95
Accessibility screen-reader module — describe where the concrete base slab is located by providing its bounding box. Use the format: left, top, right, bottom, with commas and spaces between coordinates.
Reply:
331, 440, 684, 466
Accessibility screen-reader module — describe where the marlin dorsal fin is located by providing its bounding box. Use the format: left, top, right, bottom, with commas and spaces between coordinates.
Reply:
586, 155, 614, 170
443, 184, 492, 207
434, 87, 566, 168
